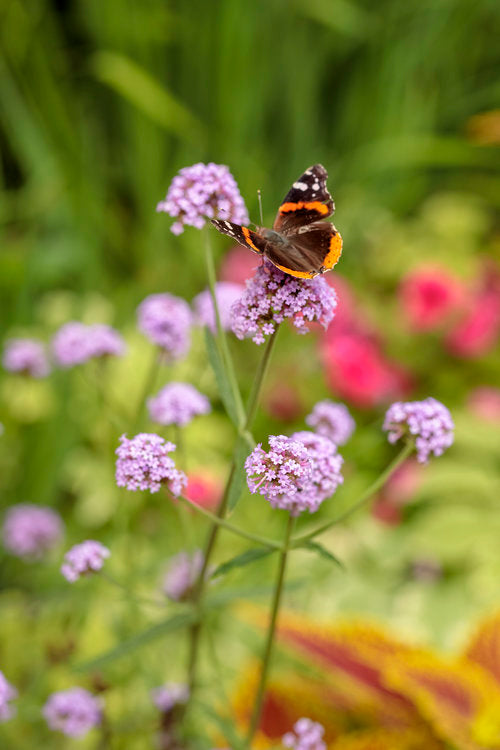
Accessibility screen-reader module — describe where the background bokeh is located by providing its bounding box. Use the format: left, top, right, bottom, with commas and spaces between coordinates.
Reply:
1, 0, 500, 747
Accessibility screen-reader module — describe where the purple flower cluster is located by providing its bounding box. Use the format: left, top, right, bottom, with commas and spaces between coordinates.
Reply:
148, 382, 211, 427
193, 282, 244, 333
245, 435, 312, 515
305, 400, 355, 446
151, 683, 189, 713
162, 550, 204, 602
52, 322, 125, 367
115, 433, 187, 495
246, 433, 343, 515
231, 261, 337, 344
61, 540, 111, 582
282, 718, 326, 750
292, 431, 344, 511
157, 162, 249, 234
43, 688, 101, 737
137, 294, 191, 360
0, 671, 17, 722
3, 504, 63, 559
383, 397, 454, 463
2, 338, 50, 378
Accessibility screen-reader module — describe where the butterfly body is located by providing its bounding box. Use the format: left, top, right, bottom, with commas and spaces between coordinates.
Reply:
211, 164, 342, 279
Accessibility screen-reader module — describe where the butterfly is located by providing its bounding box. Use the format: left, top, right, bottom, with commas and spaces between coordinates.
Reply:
210, 164, 342, 279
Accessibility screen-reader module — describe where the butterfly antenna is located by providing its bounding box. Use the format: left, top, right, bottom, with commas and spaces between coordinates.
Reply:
257, 189, 264, 226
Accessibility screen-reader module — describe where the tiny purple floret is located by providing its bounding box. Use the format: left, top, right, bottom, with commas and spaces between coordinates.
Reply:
282, 717, 327, 750
157, 162, 249, 234
3, 504, 63, 560
61, 540, 111, 582
151, 683, 189, 713
52, 322, 125, 367
0, 671, 17, 722
148, 382, 211, 427
137, 293, 191, 361
305, 400, 355, 446
162, 550, 204, 602
3, 338, 50, 378
115, 433, 187, 495
192, 282, 245, 334
43, 688, 102, 738
231, 261, 337, 344
383, 397, 454, 463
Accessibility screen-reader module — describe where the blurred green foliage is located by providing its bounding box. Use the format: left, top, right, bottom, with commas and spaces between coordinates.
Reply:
1, 0, 500, 747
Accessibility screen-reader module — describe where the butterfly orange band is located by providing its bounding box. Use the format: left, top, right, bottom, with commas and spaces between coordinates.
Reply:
279, 201, 330, 216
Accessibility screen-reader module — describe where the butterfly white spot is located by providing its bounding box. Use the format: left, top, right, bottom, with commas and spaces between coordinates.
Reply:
293, 181, 308, 191
224, 221, 232, 228
313, 182, 320, 190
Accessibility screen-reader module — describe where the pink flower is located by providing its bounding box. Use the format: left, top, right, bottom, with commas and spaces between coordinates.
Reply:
219, 245, 263, 285
467, 387, 500, 422
446, 270, 500, 358
399, 265, 463, 332
322, 332, 409, 409
184, 473, 223, 511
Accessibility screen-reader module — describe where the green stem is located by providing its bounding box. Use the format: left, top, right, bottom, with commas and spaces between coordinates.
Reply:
185, 326, 280, 698
99, 571, 166, 608
203, 225, 246, 428
131, 347, 161, 432
177, 494, 282, 550
291, 441, 414, 548
246, 514, 295, 745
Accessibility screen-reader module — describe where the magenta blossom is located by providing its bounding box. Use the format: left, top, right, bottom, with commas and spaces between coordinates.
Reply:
283, 718, 326, 750
52, 322, 125, 367
115, 433, 187, 495
151, 683, 189, 713
2, 338, 50, 378
162, 550, 205, 602
157, 162, 249, 234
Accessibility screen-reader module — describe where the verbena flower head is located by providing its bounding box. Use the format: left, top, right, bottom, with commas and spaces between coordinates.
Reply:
305, 400, 355, 446
245, 435, 313, 515
193, 282, 244, 333
52, 322, 125, 367
2, 338, 50, 378
291, 431, 344, 510
137, 293, 191, 360
157, 162, 249, 234
282, 718, 326, 750
61, 540, 111, 583
162, 550, 204, 602
43, 688, 101, 737
115, 433, 187, 495
383, 397, 454, 463
232, 261, 336, 344
0, 671, 17, 722
86, 324, 126, 358
151, 683, 189, 713
148, 382, 211, 427
3, 504, 63, 559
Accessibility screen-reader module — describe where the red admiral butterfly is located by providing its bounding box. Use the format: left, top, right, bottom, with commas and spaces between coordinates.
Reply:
211, 164, 342, 279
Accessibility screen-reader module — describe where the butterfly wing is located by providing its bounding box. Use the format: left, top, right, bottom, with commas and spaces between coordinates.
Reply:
210, 219, 267, 256
264, 222, 342, 279
273, 164, 334, 235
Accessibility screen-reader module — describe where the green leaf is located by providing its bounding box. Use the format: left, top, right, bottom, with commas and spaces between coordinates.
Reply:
73, 612, 196, 672
204, 327, 240, 427
90, 51, 203, 144
301, 541, 345, 569
226, 436, 250, 511
211, 547, 276, 578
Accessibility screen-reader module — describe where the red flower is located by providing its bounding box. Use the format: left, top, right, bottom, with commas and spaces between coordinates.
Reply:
322, 333, 409, 409
184, 473, 223, 511
399, 265, 463, 332
219, 245, 262, 285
